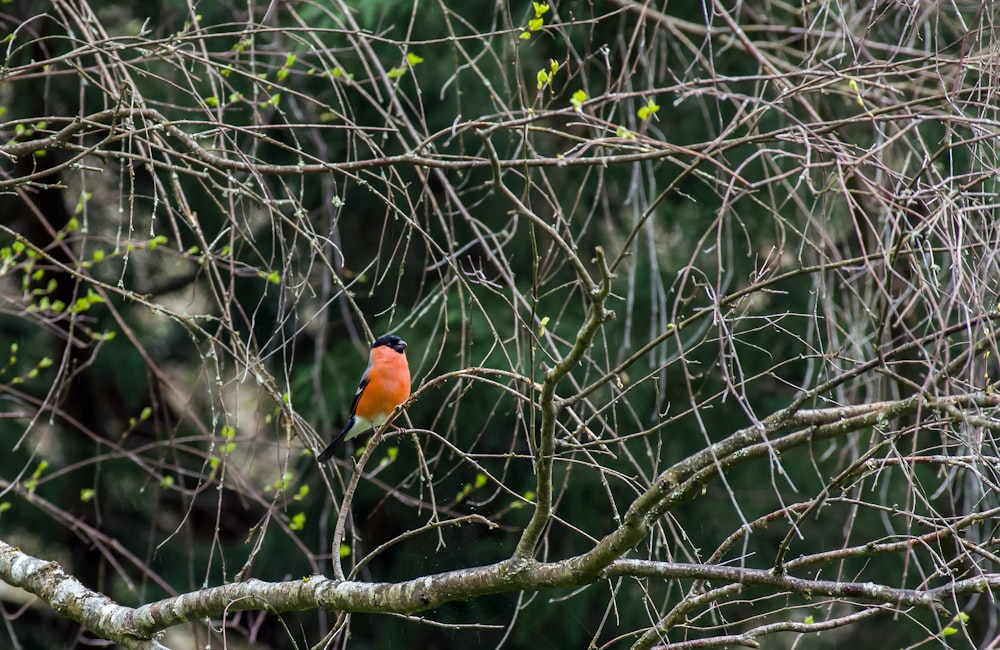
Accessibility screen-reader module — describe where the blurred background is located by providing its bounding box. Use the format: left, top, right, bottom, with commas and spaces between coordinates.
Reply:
1, 0, 999, 648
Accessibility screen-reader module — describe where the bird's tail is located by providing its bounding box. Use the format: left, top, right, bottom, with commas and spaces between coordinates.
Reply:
316, 417, 355, 462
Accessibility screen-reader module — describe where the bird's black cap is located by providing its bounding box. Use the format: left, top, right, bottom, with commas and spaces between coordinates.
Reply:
373, 334, 407, 353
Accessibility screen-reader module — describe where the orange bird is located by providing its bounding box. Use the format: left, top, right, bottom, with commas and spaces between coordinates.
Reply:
316, 334, 411, 462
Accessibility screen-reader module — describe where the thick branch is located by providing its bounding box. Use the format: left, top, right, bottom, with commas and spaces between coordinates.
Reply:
0, 541, 167, 650
564, 391, 1000, 576
4, 540, 988, 646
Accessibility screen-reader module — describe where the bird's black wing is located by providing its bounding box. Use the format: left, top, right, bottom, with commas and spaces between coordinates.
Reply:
316, 367, 371, 462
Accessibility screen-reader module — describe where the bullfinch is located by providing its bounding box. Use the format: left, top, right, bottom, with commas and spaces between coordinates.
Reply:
316, 334, 411, 462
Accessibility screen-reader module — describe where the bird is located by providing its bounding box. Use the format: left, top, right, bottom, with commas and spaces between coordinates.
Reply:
316, 334, 411, 462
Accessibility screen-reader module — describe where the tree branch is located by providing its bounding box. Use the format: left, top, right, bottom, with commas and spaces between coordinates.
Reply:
514, 247, 613, 558
5, 539, 989, 646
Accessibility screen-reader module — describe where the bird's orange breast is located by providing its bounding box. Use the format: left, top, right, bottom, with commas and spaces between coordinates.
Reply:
356, 347, 411, 421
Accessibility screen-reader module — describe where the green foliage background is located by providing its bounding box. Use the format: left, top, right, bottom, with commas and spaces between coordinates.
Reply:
1, 0, 998, 648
